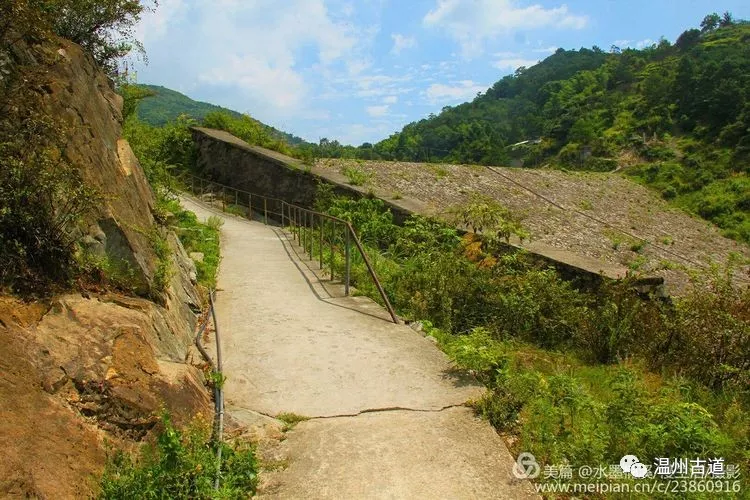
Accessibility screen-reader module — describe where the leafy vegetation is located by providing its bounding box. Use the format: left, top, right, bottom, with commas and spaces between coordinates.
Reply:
48, 0, 154, 74
201, 110, 304, 159
0, 1, 107, 294
308, 191, 749, 484
341, 164, 372, 186
158, 198, 222, 289
100, 414, 258, 499
448, 194, 529, 244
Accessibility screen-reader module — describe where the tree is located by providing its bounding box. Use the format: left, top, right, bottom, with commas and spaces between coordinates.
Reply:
48, 0, 156, 74
675, 29, 701, 51
700, 13, 721, 33
720, 11, 734, 27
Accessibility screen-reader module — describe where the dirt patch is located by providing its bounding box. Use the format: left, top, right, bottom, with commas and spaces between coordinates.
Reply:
0, 297, 49, 328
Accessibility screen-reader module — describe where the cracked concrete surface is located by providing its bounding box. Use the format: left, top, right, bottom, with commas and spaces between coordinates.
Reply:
181, 197, 536, 499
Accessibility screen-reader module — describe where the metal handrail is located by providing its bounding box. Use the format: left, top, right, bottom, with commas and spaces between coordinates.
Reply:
171, 172, 399, 324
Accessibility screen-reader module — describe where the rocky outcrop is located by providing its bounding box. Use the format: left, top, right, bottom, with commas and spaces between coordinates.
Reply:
0, 293, 211, 499
0, 39, 210, 499
46, 40, 161, 296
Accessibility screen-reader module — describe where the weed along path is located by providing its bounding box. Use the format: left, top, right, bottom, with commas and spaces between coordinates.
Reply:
181, 196, 536, 499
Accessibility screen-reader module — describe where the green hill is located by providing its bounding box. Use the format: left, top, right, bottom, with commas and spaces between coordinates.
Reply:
356, 15, 750, 243
136, 85, 307, 145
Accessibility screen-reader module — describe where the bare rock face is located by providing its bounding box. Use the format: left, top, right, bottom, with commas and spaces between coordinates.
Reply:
0, 295, 212, 499
0, 38, 209, 499
46, 41, 160, 296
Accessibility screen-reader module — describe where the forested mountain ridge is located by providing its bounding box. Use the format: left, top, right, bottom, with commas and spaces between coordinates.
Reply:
354, 15, 749, 243
135, 84, 308, 145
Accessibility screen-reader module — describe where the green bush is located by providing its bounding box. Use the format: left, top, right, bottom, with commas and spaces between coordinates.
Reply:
663, 266, 750, 390
341, 165, 372, 186
160, 198, 221, 289
448, 193, 529, 244
100, 414, 258, 499
584, 156, 618, 171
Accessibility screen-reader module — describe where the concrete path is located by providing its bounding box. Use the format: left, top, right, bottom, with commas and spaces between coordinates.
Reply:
181, 197, 536, 499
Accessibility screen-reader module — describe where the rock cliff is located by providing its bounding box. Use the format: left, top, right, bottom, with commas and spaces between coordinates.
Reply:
0, 39, 211, 498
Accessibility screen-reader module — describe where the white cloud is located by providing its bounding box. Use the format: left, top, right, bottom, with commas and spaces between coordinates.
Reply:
333, 122, 398, 145
612, 38, 656, 50
135, 0, 187, 41
425, 80, 486, 104
383, 95, 398, 104
423, 0, 588, 57
366, 104, 390, 117
532, 46, 558, 54
173, 0, 361, 118
391, 33, 417, 54
635, 38, 655, 49
493, 57, 539, 71
201, 55, 306, 109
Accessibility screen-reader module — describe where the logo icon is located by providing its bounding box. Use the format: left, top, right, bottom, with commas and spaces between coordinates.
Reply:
620, 455, 639, 473
513, 452, 540, 479
620, 455, 647, 479
630, 462, 648, 479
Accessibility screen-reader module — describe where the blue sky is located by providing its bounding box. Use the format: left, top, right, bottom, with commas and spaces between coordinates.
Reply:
133, 0, 750, 145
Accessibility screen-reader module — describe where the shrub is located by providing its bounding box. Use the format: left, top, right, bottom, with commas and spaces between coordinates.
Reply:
584, 156, 618, 171
341, 165, 372, 186
443, 327, 508, 382
664, 266, 750, 390
448, 193, 529, 244
0, 45, 100, 294
99, 414, 258, 499
149, 229, 174, 299
160, 198, 221, 288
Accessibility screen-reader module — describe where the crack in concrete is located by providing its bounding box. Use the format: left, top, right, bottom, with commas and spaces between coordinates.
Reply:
307, 403, 470, 420
230, 402, 471, 424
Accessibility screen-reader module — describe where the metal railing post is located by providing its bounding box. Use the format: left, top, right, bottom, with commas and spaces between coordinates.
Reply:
347, 224, 398, 324
345, 228, 350, 295
330, 221, 335, 281
264, 198, 268, 225
319, 216, 324, 269
222, 187, 226, 211
307, 211, 313, 256
303, 211, 307, 253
